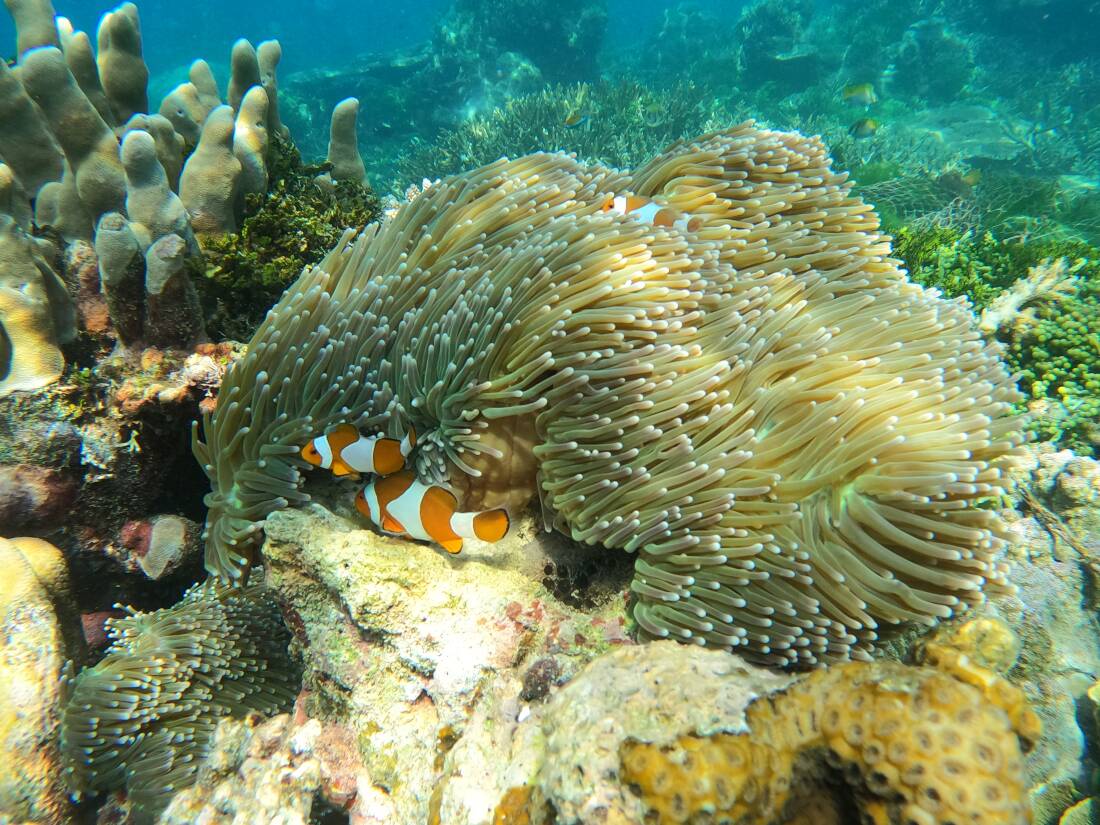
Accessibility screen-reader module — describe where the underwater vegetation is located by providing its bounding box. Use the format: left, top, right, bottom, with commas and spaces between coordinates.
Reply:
59, 576, 297, 823
890, 226, 1100, 456
195, 122, 1022, 668
394, 79, 737, 190
196, 133, 379, 338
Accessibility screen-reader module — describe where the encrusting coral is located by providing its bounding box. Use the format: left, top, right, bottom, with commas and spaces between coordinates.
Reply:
194, 122, 1024, 667
620, 641, 1040, 824
58, 576, 298, 824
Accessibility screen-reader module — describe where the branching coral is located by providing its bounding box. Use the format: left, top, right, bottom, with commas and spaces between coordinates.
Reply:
620, 643, 1040, 824
194, 122, 1023, 667
59, 576, 298, 823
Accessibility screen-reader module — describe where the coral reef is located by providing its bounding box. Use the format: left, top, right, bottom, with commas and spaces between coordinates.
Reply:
59, 576, 298, 823
890, 227, 1100, 456
0, 0, 372, 382
0, 536, 73, 824
891, 19, 975, 102
261, 502, 630, 823
196, 123, 1023, 668
197, 134, 379, 337
0, 162, 75, 397
394, 80, 734, 188
158, 713, 321, 824
621, 643, 1038, 824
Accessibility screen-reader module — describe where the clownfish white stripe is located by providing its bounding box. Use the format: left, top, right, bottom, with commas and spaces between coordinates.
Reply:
314, 435, 334, 469
385, 478, 436, 543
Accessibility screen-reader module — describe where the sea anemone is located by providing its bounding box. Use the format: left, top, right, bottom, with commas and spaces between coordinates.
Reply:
194, 122, 1023, 666
59, 577, 298, 822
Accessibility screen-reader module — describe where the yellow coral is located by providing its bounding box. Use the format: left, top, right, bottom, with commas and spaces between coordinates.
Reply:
621, 656, 1039, 824
922, 616, 1021, 674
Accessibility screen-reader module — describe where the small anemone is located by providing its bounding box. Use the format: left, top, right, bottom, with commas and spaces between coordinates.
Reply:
59, 576, 299, 823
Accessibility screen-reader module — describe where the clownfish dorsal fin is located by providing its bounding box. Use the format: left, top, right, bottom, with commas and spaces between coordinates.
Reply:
327, 423, 360, 452
372, 437, 406, 476
400, 425, 417, 456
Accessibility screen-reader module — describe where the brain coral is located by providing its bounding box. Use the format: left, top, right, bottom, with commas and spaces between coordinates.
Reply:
193, 122, 1023, 666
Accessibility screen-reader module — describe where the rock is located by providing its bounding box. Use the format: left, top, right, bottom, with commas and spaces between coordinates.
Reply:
0, 537, 71, 823
159, 713, 321, 825
262, 502, 634, 823
0, 463, 77, 531
118, 513, 202, 580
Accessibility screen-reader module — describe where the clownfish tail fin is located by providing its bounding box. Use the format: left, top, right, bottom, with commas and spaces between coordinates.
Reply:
452, 509, 510, 543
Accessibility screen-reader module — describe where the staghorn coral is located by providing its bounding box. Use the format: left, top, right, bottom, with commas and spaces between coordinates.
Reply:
978, 256, 1082, 335
58, 576, 298, 824
194, 123, 1024, 667
620, 644, 1040, 824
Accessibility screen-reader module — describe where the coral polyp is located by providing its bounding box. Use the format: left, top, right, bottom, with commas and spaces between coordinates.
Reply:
194, 123, 1023, 666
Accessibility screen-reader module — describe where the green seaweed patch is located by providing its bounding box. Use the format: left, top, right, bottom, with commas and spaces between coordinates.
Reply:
196, 134, 380, 339
890, 225, 1100, 454
1003, 259, 1100, 456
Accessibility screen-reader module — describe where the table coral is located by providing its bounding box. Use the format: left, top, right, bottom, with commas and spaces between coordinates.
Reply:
196, 122, 1024, 667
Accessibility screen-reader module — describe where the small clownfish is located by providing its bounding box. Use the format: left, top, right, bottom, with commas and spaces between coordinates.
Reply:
355, 470, 510, 554
300, 423, 416, 478
601, 194, 703, 233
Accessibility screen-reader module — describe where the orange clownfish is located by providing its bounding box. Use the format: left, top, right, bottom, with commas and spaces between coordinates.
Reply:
601, 194, 703, 233
355, 470, 510, 554
300, 423, 416, 478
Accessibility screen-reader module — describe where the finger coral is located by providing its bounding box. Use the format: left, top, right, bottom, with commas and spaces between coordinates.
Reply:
58, 577, 298, 823
620, 645, 1040, 824
194, 122, 1024, 666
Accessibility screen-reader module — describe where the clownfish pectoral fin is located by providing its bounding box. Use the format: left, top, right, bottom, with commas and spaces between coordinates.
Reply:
381, 512, 406, 534
473, 509, 510, 542
372, 438, 406, 476
439, 537, 464, 554
330, 458, 360, 479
